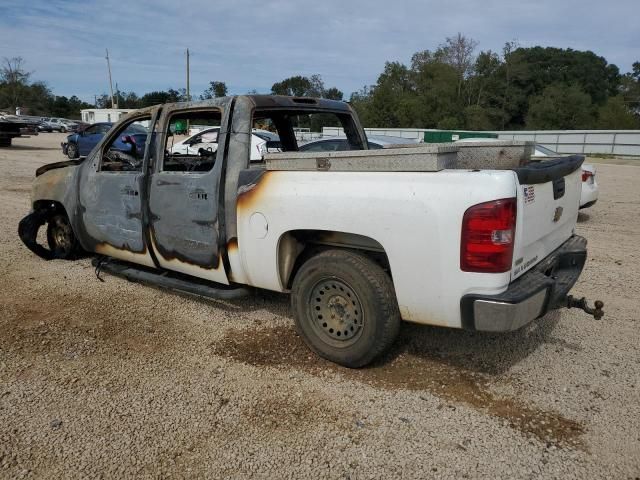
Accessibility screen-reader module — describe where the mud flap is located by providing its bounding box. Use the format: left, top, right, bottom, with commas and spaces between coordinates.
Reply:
18, 211, 54, 260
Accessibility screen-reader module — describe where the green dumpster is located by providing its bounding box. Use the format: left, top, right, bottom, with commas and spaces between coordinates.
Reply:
172, 119, 187, 135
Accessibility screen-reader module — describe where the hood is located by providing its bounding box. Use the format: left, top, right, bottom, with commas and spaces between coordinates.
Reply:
35, 158, 84, 177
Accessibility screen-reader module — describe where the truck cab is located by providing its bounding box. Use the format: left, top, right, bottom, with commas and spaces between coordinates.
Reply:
19, 95, 601, 367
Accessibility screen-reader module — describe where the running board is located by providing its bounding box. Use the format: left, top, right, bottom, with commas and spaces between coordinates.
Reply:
92, 258, 251, 300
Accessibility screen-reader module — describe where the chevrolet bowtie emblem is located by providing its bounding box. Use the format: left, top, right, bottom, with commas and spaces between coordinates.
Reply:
553, 206, 563, 222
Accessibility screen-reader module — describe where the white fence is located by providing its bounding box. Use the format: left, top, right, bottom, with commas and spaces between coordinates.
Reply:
322, 127, 640, 156
491, 130, 640, 156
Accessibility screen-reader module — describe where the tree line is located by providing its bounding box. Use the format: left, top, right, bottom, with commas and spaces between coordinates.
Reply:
0, 57, 93, 119
349, 34, 640, 130
2, 35, 639, 129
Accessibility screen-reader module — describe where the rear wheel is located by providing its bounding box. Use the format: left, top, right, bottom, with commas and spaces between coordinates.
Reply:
0, 137, 11, 147
67, 142, 79, 159
46, 213, 79, 259
291, 249, 401, 368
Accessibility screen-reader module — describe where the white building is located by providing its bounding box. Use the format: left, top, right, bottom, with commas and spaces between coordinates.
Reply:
81, 108, 136, 124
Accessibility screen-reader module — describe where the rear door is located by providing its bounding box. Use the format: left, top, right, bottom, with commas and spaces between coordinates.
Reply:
511, 156, 584, 279
147, 107, 229, 284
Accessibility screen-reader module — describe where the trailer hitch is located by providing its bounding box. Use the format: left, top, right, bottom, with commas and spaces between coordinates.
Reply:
566, 295, 604, 320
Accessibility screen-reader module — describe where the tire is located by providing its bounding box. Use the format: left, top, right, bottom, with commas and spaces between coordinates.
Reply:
291, 249, 401, 368
46, 213, 80, 259
66, 142, 79, 159
60, 126, 67, 133
0, 137, 11, 147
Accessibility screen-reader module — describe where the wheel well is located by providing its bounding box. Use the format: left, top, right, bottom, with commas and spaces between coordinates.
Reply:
33, 200, 67, 217
278, 230, 392, 289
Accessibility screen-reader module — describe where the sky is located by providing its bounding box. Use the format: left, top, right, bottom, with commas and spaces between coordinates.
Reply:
0, 0, 638, 104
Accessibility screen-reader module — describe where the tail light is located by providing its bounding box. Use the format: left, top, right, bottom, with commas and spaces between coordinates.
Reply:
581, 170, 593, 182
461, 198, 517, 273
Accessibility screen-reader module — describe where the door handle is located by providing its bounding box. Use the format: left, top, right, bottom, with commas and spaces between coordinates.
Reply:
120, 186, 139, 196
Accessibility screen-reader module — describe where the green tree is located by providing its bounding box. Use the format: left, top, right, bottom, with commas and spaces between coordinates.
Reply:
597, 95, 639, 129
620, 61, 640, 114
348, 86, 374, 126
526, 84, 594, 129
364, 62, 416, 127
271, 74, 342, 100
201, 81, 228, 99
0, 57, 31, 110
411, 60, 461, 128
438, 33, 478, 103
271, 76, 312, 96
139, 88, 186, 107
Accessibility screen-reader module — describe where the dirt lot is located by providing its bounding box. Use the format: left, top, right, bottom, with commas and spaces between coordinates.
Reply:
1, 134, 639, 479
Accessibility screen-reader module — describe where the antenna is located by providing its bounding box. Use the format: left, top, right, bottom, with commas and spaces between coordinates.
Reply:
105, 49, 116, 109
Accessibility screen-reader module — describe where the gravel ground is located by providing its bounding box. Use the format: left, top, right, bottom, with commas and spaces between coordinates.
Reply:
0, 134, 639, 479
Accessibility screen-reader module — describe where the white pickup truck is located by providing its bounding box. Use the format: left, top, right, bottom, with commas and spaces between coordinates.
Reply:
19, 95, 602, 367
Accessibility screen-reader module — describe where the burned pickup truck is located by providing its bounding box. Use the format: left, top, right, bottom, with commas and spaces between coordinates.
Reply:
19, 95, 602, 367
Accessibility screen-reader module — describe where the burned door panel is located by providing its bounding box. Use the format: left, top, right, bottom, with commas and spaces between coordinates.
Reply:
149, 177, 219, 265
77, 114, 155, 267
148, 106, 229, 284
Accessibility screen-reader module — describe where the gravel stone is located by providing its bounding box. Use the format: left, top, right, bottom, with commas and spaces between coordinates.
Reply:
0, 134, 639, 478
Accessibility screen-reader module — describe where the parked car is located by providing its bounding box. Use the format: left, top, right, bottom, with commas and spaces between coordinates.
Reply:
62, 122, 147, 159
532, 145, 599, 209
37, 120, 53, 132
41, 118, 76, 133
19, 95, 602, 368
169, 127, 280, 160
299, 135, 417, 152
455, 139, 599, 210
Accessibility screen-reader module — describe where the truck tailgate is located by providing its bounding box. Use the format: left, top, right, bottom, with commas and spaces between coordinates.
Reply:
511, 156, 584, 280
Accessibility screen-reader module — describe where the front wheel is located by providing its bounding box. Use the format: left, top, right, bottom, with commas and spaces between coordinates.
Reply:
291, 249, 401, 368
60, 126, 67, 133
66, 142, 79, 159
46, 213, 80, 259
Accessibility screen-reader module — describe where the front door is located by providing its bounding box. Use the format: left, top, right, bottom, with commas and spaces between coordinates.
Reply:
77, 112, 157, 267
147, 107, 229, 284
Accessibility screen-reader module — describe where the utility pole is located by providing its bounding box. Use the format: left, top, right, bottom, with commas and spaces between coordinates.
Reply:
186, 48, 190, 134
186, 48, 190, 102
105, 49, 116, 109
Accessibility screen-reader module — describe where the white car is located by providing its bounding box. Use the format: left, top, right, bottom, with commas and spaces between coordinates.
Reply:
455, 139, 599, 210
532, 145, 598, 209
298, 135, 418, 152
170, 127, 280, 161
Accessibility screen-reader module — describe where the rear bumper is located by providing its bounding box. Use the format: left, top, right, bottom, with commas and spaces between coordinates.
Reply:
461, 235, 587, 331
